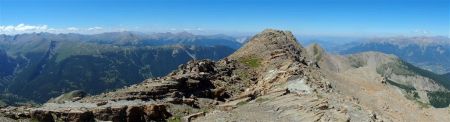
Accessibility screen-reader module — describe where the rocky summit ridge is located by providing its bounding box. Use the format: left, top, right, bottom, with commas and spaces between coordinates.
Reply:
3, 29, 447, 122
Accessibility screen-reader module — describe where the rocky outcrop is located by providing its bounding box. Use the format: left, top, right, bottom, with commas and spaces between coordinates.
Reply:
80, 58, 238, 103
229, 29, 306, 62
18, 58, 237, 122
306, 43, 325, 66
28, 103, 171, 122
0, 106, 31, 120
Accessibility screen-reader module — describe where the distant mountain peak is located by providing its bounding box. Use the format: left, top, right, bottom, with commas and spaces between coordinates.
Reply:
175, 31, 194, 36
365, 36, 450, 47
341, 36, 450, 74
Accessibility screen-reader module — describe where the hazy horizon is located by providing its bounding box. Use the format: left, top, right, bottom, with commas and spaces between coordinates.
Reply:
1, 0, 449, 37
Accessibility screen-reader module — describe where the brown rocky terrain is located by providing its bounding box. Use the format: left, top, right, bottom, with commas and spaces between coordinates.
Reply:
308, 44, 450, 122
1, 29, 449, 122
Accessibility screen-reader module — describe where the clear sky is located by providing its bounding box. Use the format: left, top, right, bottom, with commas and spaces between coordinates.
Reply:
0, 0, 449, 37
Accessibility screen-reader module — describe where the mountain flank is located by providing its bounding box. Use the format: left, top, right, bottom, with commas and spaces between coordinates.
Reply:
309, 44, 450, 121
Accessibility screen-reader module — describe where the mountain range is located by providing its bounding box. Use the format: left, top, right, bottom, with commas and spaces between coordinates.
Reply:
0, 32, 240, 105
338, 36, 450, 74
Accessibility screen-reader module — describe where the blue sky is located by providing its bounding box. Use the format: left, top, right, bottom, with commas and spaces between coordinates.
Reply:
0, 0, 449, 37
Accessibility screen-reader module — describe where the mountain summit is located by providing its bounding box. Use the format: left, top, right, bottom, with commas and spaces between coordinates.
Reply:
229, 29, 305, 62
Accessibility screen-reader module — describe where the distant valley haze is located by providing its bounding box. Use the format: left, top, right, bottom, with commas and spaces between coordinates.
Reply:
1, 0, 448, 37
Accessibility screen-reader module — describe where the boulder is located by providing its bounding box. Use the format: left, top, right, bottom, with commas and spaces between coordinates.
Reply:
92, 106, 127, 121
143, 104, 171, 120
30, 110, 54, 122
126, 106, 145, 122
